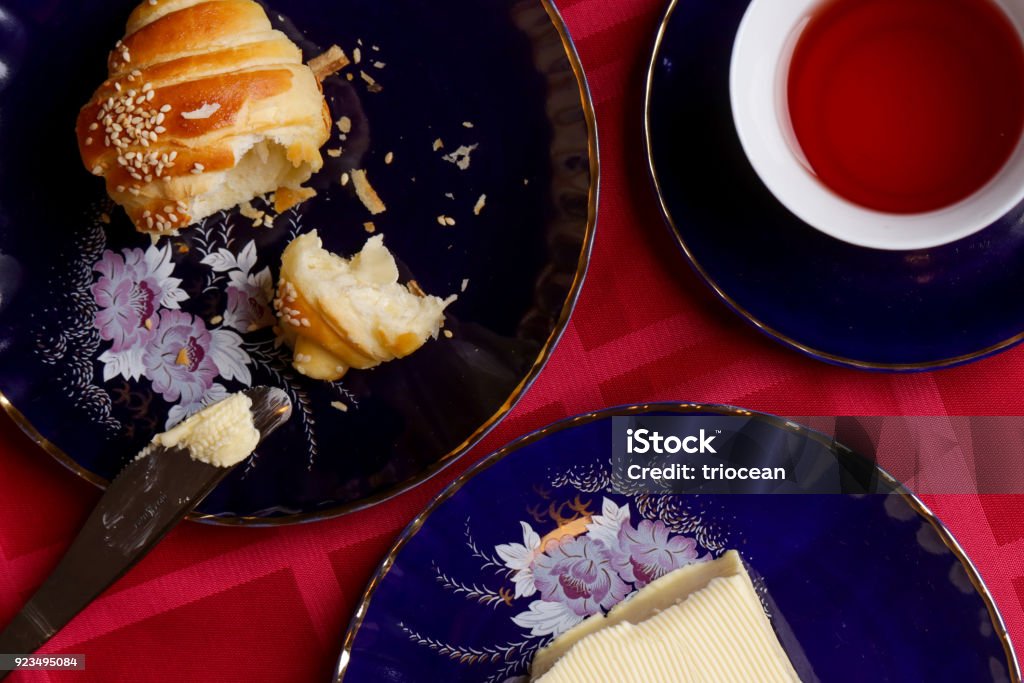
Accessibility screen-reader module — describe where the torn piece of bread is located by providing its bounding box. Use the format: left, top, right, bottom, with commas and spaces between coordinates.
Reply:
75, 0, 331, 236
274, 231, 456, 381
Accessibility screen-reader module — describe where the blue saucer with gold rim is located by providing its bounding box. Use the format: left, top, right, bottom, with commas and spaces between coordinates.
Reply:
644, 0, 1024, 371
0, 0, 597, 524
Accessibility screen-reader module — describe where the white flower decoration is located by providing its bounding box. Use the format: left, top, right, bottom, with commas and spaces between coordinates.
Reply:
495, 521, 542, 599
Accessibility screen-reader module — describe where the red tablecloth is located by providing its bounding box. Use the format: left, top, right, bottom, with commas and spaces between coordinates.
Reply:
2, 1, 1023, 680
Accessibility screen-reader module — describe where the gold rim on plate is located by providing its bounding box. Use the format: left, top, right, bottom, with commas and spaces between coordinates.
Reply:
0, 0, 599, 527
641, 0, 1024, 372
334, 403, 1021, 682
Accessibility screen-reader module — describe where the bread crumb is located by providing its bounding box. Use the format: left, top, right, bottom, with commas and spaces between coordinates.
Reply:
461, 278, 469, 292
309, 45, 350, 81
372, 44, 380, 51
363, 221, 376, 233
444, 192, 455, 200
473, 194, 486, 215
346, 73, 354, 81
360, 71, 383, 93
442, 144, 478, 170
239, 201, 261, 220
462, 121, 474, 128
100, 212, 111, 224
432, 138, 444, 151
275, 187, 316, 213
210, 315, 223, 325
327, 148, 343, 158
351, 169, 387, 215
263, 214, 274, 228
341, 172, 350, 186
330, 400, 349, 412
408, 280, 426, 297
373, 61, 386, 69
385, 151, 394, 165
443, 329, 454, 339
337, 116, 352, 134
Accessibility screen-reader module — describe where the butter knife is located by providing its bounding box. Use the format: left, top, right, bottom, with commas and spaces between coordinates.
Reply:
0, 386, 291, 670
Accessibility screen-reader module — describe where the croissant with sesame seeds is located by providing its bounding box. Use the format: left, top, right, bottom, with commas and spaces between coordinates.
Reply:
75, 0, 332, 236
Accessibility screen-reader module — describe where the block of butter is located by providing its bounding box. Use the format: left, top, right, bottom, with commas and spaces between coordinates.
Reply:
531, 550, 800, 682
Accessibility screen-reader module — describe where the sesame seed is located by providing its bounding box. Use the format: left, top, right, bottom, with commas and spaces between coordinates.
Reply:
89, 122, 99, 131
385, 151, 394, 164
288, 318, 301, 327
85, 137, 93, 145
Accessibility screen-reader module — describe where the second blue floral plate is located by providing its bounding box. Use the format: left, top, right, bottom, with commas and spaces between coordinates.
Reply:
0, 0, 596, 523
336, 405, 1018, 682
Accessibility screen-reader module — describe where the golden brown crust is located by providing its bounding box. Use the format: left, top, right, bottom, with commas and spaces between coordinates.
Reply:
113, 1, 271, 75
308, 45, 350, 82
78, 0, 330, 235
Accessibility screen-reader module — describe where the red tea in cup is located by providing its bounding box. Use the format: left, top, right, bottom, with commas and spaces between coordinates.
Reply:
787, 0, 1024, 214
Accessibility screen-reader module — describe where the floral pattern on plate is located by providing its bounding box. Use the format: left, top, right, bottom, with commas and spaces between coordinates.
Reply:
91, 239, 262, 428
402, 473, 726, 683
498, 498, 705, 638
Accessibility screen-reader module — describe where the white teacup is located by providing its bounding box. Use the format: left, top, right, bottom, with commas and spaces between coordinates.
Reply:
730, 0, 1024, 251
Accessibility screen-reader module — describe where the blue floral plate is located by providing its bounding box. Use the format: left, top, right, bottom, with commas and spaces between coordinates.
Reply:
0, 0, 597, 523
337, 405, 1019, 682
644, 0, 1024, 371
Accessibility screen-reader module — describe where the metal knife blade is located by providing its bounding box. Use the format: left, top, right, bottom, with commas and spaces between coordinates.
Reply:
0, 387, 291, 668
